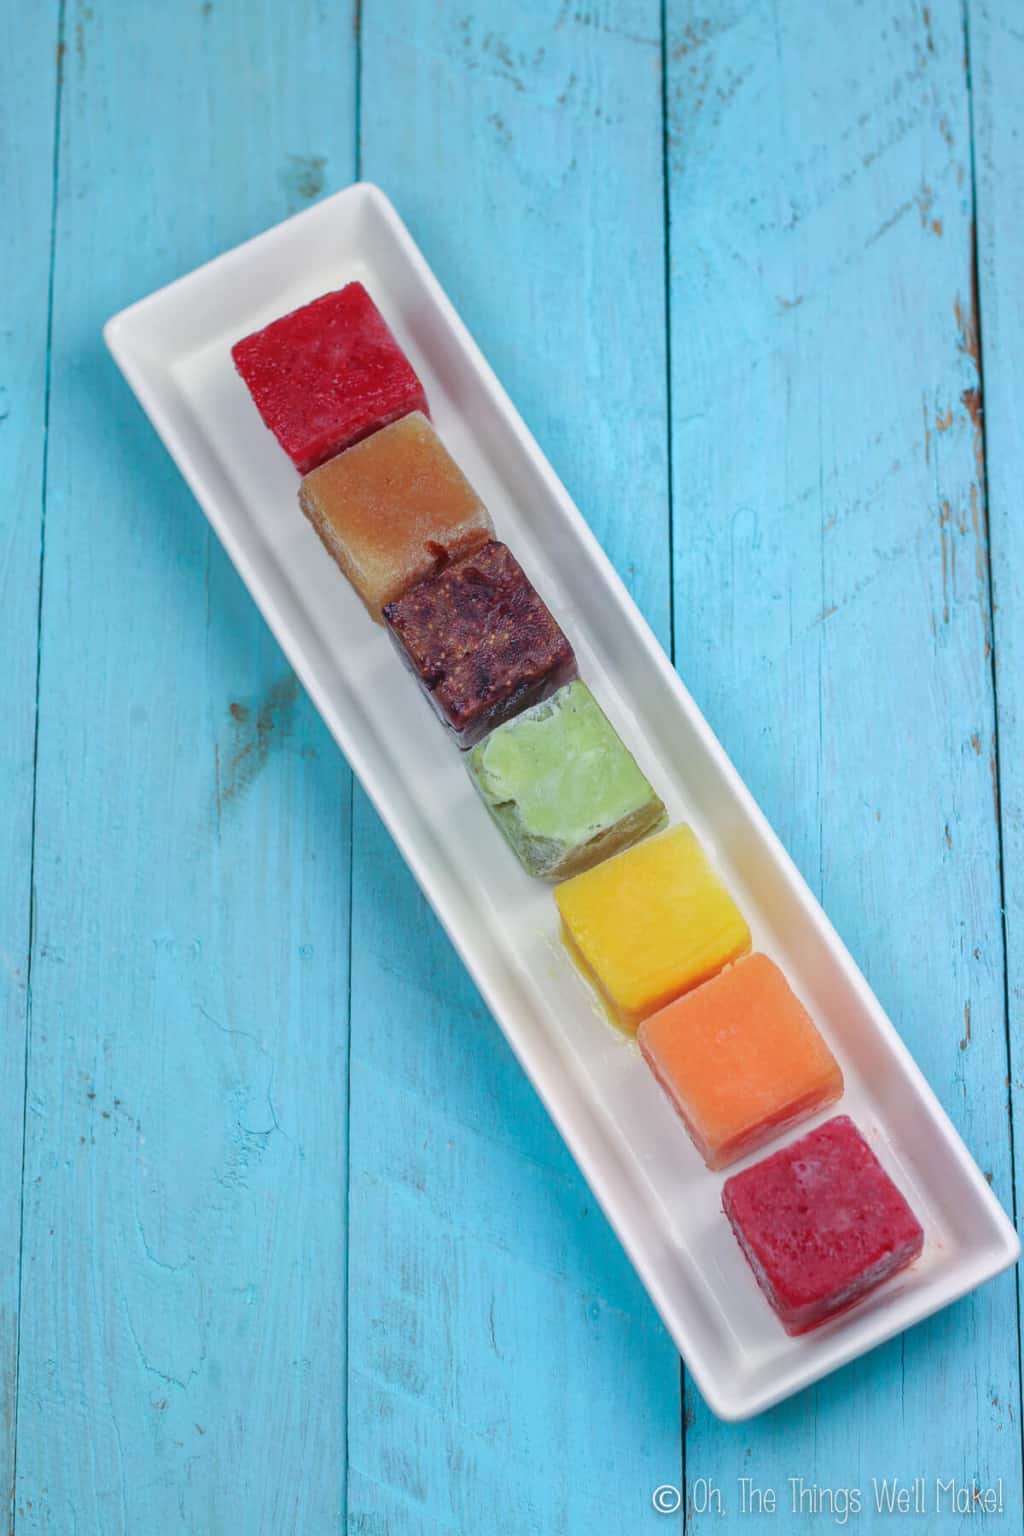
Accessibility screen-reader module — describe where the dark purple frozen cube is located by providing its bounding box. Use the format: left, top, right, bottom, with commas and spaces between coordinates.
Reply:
383, 540, 577, 748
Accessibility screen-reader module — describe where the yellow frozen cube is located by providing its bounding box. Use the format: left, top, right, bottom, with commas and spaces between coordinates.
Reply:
555, 823, 751, 1031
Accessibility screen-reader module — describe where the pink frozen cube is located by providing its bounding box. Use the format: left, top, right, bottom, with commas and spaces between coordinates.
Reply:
722, 1115, 924, 1335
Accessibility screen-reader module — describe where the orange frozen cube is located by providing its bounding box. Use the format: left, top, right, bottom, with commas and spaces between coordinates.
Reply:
298, 412, 493, 618
638, 954, 843, 1169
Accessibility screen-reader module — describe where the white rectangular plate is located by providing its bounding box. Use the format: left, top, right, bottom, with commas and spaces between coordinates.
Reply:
105, 182, 1019, 1421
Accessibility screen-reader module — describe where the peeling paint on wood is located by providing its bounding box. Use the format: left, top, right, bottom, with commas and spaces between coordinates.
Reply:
5, 0, 1023, 1530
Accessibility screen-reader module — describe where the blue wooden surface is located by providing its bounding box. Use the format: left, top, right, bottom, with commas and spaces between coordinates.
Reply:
3, 0, 1021, 1531
667, 5, 1020, 1528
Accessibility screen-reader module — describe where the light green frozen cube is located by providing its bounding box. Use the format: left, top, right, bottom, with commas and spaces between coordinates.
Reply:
466, 680, 666, 881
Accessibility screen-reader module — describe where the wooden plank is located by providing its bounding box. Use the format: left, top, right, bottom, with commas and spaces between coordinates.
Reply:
0, 2, 62, 1527
13, 3, 356, 1531
666, 0, 1021, 1525
348, 3, 682, 1530
967, 0, 1024, 1435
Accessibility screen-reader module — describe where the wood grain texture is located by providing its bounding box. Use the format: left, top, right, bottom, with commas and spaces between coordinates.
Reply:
348, 3, 682, 1532
4, 0, 1022, 1529
12, 3, 355, 1531
969, 0, 1024, 1463
667, 0, 1020, 1527
0, 4, 61, 1528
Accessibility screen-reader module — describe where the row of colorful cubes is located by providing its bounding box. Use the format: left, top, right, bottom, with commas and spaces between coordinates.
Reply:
231, 281, 924, 1337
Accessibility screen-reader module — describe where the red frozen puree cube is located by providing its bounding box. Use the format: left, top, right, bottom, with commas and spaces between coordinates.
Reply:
722, 1116, 924, 1335
231, 282, 428, 474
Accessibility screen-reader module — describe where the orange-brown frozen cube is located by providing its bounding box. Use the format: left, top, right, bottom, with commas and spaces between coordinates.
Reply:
298, 412, 493, 618
555, 824, 750, 1031
638, 954, 843, 1169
